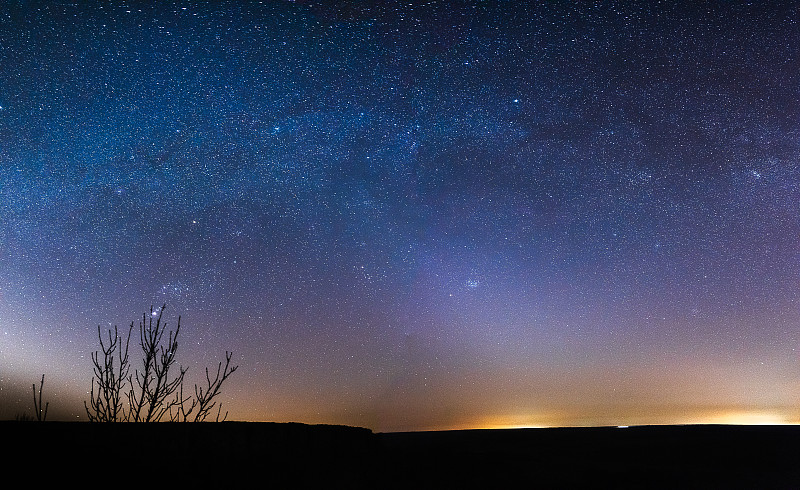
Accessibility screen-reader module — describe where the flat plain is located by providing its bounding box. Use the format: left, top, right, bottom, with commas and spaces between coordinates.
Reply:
5, 422, 799, 487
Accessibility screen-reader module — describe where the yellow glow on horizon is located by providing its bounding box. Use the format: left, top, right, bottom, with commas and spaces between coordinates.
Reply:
223, 403, 800, 432
700, 410, 792, 426
469, 412, 570, 430
458, 408, 800, 432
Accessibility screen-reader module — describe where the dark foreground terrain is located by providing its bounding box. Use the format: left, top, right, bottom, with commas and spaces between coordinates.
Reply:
4, 422, 800, 487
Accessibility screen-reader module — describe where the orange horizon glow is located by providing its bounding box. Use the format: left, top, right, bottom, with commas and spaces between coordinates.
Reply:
218, 405, 800, 433
457, 409, 800, 432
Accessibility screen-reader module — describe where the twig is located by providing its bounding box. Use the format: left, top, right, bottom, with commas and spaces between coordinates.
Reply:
32, 374, 48, 422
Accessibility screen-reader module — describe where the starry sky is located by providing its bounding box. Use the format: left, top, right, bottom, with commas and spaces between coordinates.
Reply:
1, 0, 800, 431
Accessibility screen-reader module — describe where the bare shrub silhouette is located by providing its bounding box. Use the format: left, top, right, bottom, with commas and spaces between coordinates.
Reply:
127, 305, 187, 422
14, 375, 48, 421
85, 325, 131, 422
176, 350, 238, 422
32, 374, 48, 421
85, 304, 238, 422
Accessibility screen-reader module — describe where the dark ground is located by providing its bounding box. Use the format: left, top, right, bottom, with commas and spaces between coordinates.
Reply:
4, 422, 800, 487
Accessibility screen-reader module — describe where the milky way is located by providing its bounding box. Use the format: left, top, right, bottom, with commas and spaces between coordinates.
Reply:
1, 1, 799, 430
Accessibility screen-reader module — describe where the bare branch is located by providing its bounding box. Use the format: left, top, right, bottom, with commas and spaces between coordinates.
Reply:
85, 324, 131, 422
192, 351, 238, 422
85, 304, 238, 423
32, 374, 48, 422
126, 305, 187, 422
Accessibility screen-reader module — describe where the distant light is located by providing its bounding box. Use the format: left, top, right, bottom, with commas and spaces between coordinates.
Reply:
617, 425, 629, 429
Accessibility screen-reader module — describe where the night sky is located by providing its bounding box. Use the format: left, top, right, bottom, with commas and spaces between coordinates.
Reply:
2, 0, 800, 431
